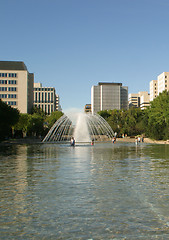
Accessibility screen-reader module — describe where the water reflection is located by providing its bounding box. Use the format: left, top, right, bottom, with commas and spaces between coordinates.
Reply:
1, 142, 169, 239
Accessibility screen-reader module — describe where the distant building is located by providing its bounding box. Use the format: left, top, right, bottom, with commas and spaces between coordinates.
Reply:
84, 104, 91, 113
128, 93, 140, 108
33, 83, 61, 114
91, 82, 128, 114
150, 80, 158, 101
0, 61, 34, 113
157, 72, 169, 95
150, 72, 169, 101
129, 91, 150, 110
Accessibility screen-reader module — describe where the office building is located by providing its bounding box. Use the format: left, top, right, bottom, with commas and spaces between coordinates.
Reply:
91, 82, 128, 114
129, 91, 150, 109
84, 104, 91, 113
34, 83, 61, 114
150, 80, 158, 101
150, 72, 169, 101
0, 61, 34, 113
157, 72, 169, 94
128, 93, 140, 108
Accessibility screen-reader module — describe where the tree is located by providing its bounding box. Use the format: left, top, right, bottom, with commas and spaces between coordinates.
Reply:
45, 111, 63, 129
145, 91, 169, 140
0, 100, 19, 140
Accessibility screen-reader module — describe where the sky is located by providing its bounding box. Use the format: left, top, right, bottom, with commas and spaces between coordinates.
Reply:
1, 0, 169, 112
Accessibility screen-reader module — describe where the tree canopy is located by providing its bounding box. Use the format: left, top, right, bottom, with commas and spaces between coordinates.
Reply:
0, 99, 19, 140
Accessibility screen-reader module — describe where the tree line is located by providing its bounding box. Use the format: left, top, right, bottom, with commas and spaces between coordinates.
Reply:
0, 99, 63, 141
1, 90, 169, 141
98, 90, 169, 140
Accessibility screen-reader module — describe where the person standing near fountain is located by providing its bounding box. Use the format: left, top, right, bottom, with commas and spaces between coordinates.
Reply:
91, 139, 94, 145
70, 137, 75, 146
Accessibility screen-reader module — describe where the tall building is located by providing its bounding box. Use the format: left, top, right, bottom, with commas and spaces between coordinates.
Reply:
33, 83, 61, 114
150, 72, 169, 101
91, 82, 128, 114
150, 80, 158, 101
157, 72, 169, 95
0, 61, 34, 113
129, 91, 150, 109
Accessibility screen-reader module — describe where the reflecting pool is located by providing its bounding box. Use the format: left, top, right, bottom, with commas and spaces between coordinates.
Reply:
1, 142, 169, 239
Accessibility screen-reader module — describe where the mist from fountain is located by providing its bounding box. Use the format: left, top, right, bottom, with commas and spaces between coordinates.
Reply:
42, 112, 114, 143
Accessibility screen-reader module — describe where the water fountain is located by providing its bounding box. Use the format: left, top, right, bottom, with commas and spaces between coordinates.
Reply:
42, 112, 114, 143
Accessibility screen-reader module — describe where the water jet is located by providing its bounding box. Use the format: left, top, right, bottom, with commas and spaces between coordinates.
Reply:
42, 112, 114, 143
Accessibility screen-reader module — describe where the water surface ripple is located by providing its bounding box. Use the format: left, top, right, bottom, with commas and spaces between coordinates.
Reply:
1, 142, 169, 239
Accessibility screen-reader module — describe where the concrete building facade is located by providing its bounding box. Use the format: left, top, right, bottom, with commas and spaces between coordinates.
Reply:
157, 72, 169, 95
150, 72, 169, 101
0, 61, 34, 113
91, 82, 128, 114
150, 80, 158, 101
129, 91, 150, 110
34, 83, 61, 114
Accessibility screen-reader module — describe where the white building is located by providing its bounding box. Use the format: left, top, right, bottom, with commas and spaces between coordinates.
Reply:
150, 72, 169, 101
157, 72, 169, 95
0, 61, 34, 113
91, 82, 128, 114
150, 80, 158, 101
33, 83, 61, 114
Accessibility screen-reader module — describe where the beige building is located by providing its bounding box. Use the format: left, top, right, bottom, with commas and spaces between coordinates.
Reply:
150, 72, 169, 101
128, 93, 140, 108
129, 91, 150, 109
34, 83, 61, 114
157, 72, 169, 95
150, 80, 158, 101
84, 104, 91, 113
0, 61, 34, 113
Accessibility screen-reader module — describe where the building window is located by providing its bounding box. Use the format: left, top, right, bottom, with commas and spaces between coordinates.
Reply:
0, 94, 7, 98
8, 87, 17, 91
8, 80, 17, 84
0, 73, 8, 77
8, 94, 17, 98
0, 80, 7, 84
0, 87, 7, 91
8, 101, 17, 106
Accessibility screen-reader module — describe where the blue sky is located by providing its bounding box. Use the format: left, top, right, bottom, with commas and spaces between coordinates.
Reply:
1, 0, 169, 112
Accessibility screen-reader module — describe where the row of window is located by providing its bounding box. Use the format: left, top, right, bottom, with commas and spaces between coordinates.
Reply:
34, 88, 54, 92
0, 73, 17, 78
3, 101, 17, 106
34, 92, 54, 102
34, 100, 54, 103
0, 87, 17, 91
0, 80, 17, 84
0, 94, 17, 98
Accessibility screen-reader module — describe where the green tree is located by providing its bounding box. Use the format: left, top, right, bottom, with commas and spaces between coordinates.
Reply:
0, 100, 19, 140
45, 111, 63, 129
14, 113, 30, 137
146, 91, 169, 140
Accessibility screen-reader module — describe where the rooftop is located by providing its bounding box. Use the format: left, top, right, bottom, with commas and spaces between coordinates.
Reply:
0, 61, 27, 71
